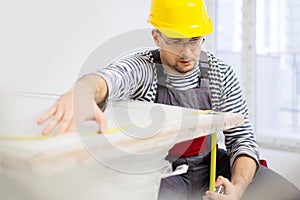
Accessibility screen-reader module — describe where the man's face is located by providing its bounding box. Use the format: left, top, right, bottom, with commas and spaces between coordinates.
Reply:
152, 30, 203, 75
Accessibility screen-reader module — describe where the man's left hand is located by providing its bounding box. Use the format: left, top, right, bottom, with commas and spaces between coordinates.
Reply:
202, 176, 243, 200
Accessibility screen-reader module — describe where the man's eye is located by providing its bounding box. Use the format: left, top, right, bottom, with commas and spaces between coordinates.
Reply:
190, 40, 199, 44
170, 40, 181, 44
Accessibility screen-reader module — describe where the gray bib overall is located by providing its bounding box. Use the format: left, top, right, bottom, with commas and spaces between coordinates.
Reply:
152, 49, 212, 159
151, 49, 217, 199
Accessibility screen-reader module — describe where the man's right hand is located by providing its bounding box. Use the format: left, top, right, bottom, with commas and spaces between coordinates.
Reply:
37, 89, 75, 135
37, 75, 108, 136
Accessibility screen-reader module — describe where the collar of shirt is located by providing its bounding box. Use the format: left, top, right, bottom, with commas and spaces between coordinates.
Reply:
164, 66, 200, 90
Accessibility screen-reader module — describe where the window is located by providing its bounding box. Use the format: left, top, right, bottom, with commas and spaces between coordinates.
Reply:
256, 0, 300, 140
214, 0, 300, 146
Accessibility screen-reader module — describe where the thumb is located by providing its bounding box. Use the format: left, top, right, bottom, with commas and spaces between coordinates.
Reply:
93, 104, 107, 133
216, 175, 231, 193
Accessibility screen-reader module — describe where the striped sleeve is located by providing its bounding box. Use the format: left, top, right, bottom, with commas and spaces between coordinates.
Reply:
208, 53, 260, 167
92, 52, 156, 101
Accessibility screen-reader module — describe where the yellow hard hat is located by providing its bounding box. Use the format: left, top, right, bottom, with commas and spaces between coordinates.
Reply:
147, 0, 213, 38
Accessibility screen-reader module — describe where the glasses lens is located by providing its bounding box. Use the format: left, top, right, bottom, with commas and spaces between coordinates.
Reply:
159, 32, 204, 51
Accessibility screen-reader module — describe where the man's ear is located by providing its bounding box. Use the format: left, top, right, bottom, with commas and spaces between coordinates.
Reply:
152, 29, 160, 47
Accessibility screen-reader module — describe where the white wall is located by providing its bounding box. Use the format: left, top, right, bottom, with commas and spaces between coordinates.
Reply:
0, 0, 153, 95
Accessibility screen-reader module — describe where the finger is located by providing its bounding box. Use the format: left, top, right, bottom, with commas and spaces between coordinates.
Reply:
64, 114, 76, 134
65, 120, 76, 133
37, 105, 57, 125
215, 176, 224, 187
99, 118, 107, 134
94, 106, 107, 133
96, 112, 107, 133
54, 113, 74, 136
41, 111, 63, 135
216, 176, 231, 188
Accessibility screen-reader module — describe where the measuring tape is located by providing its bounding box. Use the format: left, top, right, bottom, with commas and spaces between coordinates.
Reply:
0, 124, 138, 141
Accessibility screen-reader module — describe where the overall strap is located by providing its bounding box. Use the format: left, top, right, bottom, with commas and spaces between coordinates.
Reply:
199, 51, 210, 79
150, 49, 167, 85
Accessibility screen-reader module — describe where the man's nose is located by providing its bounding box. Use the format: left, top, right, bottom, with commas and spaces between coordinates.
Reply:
179, 43, 194, 57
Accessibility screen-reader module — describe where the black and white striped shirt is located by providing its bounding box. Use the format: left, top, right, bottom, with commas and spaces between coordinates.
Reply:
93, 50, 259, 167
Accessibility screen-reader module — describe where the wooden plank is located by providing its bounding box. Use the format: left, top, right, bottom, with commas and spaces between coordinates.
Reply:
0, 95, 244, 176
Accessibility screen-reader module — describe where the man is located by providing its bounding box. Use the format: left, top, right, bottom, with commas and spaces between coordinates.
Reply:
38, 0, 300, 199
